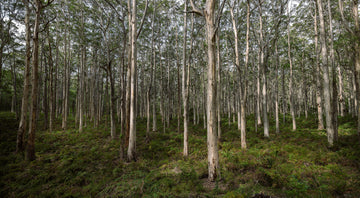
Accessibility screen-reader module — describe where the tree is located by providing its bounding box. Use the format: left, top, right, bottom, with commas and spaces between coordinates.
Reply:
338, 0, 360, 138
190, 0, 222, 182
229, 0, 249, 148
312, 2, 324, 130
258, 0, 269, 137
26, 0, 54, 161
61, 3, 69, 131
287, 0, 296, 131
127, 0, 148, 161
182, 0, 189, 156
16, 0, 31, 153
317, 0, 335, 146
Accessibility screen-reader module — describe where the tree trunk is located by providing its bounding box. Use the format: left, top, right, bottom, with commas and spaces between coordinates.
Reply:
182, 0, 189, 156
349, 0, 360, 138
313, 2, 324, 130
62, 15, 69, 131
327, 0, 338, 141
287, 1, 296, 131
240, 0, 250, 148
17, 0, 31, 153
176, 29, 181, 134
127, 0, 137, 161
11, 54, 17, 116
125, 0, 132, 149
258, 0, 269, 137
275, 43, 279, 133
47, 28, 55, 133
205, 1, 219, 181
256, 53, 262, 128
147, 3, 155, 138
282, 57, 286, 124
317, 0, 335, 146
190, 0, 220, 181
43, 46, 49, 130
109, 61, 117, 139
216, 17, 221, 141
337, 55, 344, 116
26, 0, 41, 161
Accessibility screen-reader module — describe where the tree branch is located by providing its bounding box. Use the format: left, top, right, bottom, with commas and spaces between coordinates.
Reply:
214, 0, 226, 37
41, 0, 55, 9
136, 0, 149, 39
103, 0, 124, 21
189, 0, 204, 16
338, 0, 354, 35
40, 16, 56, 33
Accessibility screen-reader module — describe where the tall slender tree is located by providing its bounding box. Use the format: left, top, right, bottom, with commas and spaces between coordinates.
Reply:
16, 0, 31, 153
317, 0, 335, 146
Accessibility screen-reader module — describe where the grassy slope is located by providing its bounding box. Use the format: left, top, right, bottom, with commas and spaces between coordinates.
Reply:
1, 111, 360, 197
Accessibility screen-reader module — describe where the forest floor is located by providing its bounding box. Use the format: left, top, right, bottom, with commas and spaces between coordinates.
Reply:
1, 112, 360, 197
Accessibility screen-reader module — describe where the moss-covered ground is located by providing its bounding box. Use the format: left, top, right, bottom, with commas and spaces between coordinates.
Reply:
1, 111, 360, 197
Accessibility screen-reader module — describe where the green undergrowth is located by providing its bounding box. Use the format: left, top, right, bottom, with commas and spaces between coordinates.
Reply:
1, 112, 360, 197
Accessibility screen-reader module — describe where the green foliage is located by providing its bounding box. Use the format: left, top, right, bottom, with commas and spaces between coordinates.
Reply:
1, 113, 360, 197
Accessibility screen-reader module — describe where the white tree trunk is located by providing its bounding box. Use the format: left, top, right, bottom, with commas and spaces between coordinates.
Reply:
317, 0, 335, 146
313, 2, 324, 130
287, 1, 296, 131
258, 1, 269, 137
182, 0, 189, 156
128, 0, 137, 161
17, 0, 31, 153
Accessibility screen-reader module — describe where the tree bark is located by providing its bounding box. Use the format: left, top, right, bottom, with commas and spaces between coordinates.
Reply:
313, 2, 324, 130
287, 1, 296, 131
190, 0, 220, 181
327, 0, 338, 141
258, 0, 269, 137
275, 43, 279, 133
146, 2, 156, 139
79, 0, 85, 133
205, 0, 219, 181
182, 0, 189, 156
216, 15, 221, 141
127, 0, 137, 161
317, 0, 335, 146
47, 28, 55, 133
17, 0, 31, 153
62, 13, 69, 131
26, 0, 42, 161
240, 0, 250, 148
